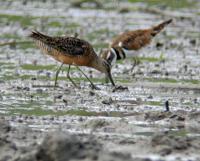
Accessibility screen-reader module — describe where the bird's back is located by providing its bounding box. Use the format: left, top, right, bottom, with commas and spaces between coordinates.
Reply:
111, 29, 152, 50
29, 31, 97, 66
111, 19, 172, 50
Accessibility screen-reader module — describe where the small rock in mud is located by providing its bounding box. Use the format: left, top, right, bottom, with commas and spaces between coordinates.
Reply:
0, 118, 11, 135
36, 88, 43, 94
156, 145, 172, 156
118, 139, 136, 145
169, 114, 185, 121
144, 111, 172, 121
147, 95, 153, 99
156, 42, 164, 48
102, 97, 114, 105
0, 119, 20, 161
190, 39, 196, 45
187, 111, 200, 123
84, 119, 109, 130
62, 98, 68, 105
31, 77, 37, 80
23, 87, 30, 91
112, 86, 128, 92
36, 132, 102, 161
0, 95, 3, 101
103, 152, 133, 161
54, 94, 63, 99
151, 132, 198, 155
0, 137, 18, 161
150, 69, 162, 74
118, 7, 130, 13
88, 90, 95, 96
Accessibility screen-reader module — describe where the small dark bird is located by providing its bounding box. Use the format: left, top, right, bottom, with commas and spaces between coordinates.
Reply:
29, 30, 115, 89
100, 19, 173, 66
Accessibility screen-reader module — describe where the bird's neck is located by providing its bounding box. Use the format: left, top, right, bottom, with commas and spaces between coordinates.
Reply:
107, 47, 136, 65
106, 47, 126, 65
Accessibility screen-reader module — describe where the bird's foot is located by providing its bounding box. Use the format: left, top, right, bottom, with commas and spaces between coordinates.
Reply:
90, 84, 101, 90
54, 83, 59, 89
112, 85, 128, 92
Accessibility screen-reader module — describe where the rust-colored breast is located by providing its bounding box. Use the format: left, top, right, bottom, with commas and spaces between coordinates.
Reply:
54, 52, 93, 66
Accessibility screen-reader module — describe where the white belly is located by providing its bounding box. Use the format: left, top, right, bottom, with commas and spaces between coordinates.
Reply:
122, 48, 138, 58
107, 49, 117, 67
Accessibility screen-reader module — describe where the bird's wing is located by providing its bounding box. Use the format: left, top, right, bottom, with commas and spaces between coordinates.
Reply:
48, 37, 90, 56
111, 30, 152, 50
30, 31, 92, 56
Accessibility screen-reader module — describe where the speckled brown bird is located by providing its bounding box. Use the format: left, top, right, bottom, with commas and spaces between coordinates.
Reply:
29, 30, 115, 89
100, 19, 172, 66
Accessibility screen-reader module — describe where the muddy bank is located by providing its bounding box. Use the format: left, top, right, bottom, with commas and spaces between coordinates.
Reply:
0, 0, 200, 161
1, 109, 200, 161
0, 118, 135, 161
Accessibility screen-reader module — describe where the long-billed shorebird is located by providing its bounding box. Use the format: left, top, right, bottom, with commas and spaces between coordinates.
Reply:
29, 30, 115, 89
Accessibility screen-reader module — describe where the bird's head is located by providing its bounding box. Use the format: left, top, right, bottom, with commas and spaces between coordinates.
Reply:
99, 48, 117, 67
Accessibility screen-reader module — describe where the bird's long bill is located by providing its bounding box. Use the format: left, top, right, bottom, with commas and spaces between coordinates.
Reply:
107, 72, 115, 87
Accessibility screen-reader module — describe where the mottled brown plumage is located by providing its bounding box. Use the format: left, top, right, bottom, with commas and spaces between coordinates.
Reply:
29, 31, 115, 88
100, 19, 172, 66
111, 19, 172, 50
30, 31, 96, 67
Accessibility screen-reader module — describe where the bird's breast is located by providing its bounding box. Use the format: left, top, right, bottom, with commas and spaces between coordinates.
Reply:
121, 48, 138, 58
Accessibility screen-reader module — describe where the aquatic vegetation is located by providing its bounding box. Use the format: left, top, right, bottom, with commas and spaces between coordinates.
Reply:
0, 14, 35, 26
128, 0, 196, 9
21, 64, 56, 71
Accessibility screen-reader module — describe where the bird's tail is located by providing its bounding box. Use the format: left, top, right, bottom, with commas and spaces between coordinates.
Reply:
29, 30, 51, 43
151, 19, 172, 36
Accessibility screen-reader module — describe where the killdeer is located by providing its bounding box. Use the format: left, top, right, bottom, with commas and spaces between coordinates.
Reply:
100, 19, 172, 66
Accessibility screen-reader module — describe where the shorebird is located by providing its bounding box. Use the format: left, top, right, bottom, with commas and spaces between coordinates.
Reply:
100, 19, 172, 66
29, 30, 115, 89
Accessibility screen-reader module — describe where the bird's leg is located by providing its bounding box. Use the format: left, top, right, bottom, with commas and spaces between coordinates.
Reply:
105, 76, 109, 84
131, 57, 140, 72
67, 65, 79, 88
136, 57, 141, 65
54, 62, 64, 88
76, 66, 100, 90
130, 58, 136, 72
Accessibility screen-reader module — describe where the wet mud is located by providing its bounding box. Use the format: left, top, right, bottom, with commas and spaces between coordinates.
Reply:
0, 0, 200, 161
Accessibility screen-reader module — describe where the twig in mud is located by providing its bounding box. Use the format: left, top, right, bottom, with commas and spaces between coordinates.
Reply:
165, 100, 170, 112
32, 85, 61, 88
